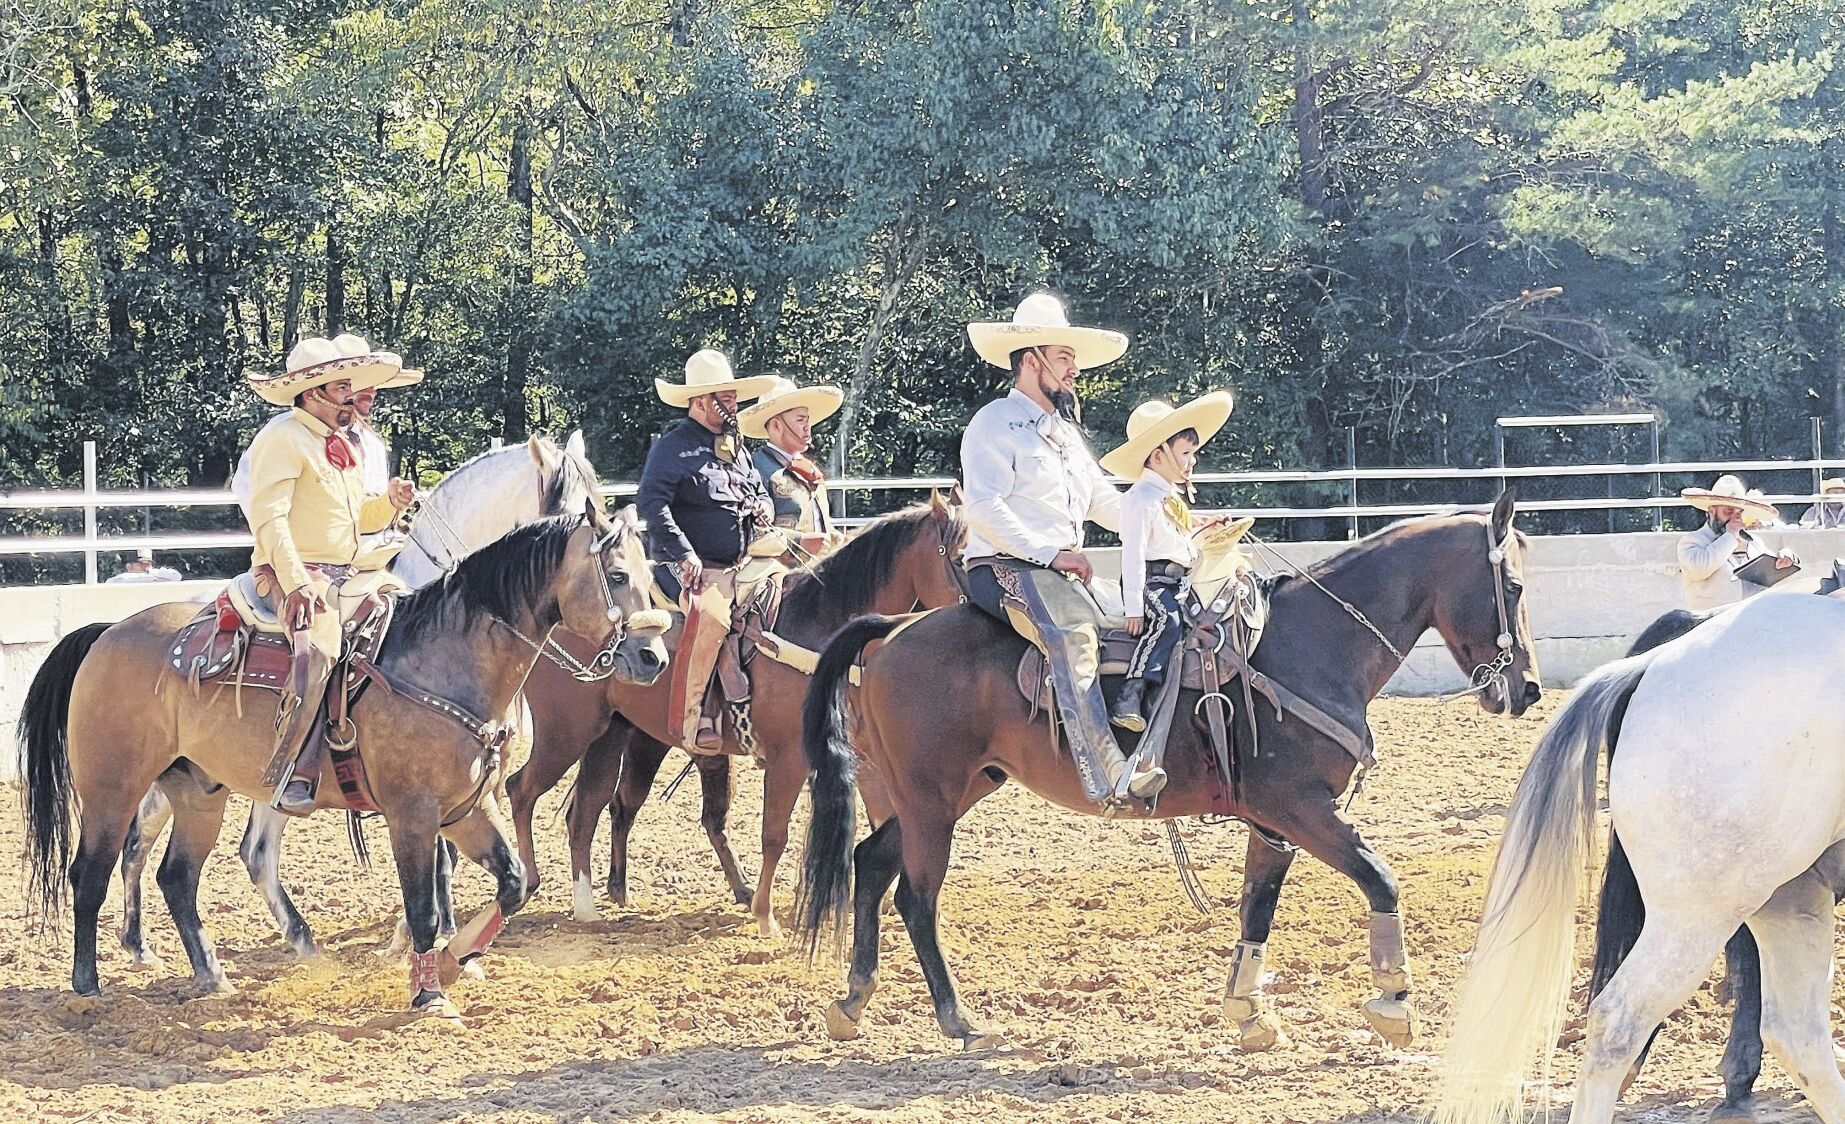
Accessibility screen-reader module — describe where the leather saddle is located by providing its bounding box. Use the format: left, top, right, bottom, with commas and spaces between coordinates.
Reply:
1016, 571, 1272, 706
169, 588, 293, 689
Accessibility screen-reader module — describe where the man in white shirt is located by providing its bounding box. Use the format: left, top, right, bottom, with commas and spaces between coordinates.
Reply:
1676, 474, 1796, 610
106, 548, 183, 584
959, 293, 1163, 804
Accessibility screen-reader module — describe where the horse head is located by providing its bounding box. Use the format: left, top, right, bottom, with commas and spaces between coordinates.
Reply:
1430, 488, 1542, 716
555, 500, 669, 685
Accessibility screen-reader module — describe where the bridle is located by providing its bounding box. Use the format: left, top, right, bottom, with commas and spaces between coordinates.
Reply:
1245, 515, 1525, 704
493, 521, 647, 683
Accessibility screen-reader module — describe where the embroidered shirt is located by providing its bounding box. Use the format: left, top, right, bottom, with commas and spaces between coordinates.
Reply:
1120, 469, 1199, 611
960, 388, 1122, 565
752, 442, 829, 533
243, 408, 399, 593
636, 418, 773, 567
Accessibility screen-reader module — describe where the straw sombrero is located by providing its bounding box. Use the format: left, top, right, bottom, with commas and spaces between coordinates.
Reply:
1680, 474, 1779, 522
248, 334, 403, 407
737, 377, 844, 439
1100, 392, 1235, 480
966, 293, 1128, 370
655, 349, 778, 408
1824, 477, 1845, 493
373, 354, 423, 390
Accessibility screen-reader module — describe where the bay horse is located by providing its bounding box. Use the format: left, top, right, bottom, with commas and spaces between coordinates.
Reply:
795, 491, 1541, 1050
17, 505, 668, 1016
118, 432, 605, 963
1436, 589, 1845, 1124
508, 492, 968, 937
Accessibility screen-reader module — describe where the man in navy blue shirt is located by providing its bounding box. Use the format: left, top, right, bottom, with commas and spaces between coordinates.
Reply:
637, 349, 776, 751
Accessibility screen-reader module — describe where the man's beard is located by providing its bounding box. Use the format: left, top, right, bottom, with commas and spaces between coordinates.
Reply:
1048, 387, 1080, 424
335, 406, 355, 427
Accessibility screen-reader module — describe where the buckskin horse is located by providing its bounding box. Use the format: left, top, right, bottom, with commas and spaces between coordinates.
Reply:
117, 432, 604, 964
18, 505, 667, 1017
507, 491, 968, 937
1436, 589, 1845, 1124
796, 491, 1541, 1050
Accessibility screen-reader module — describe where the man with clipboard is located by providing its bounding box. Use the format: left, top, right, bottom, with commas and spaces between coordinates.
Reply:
1677, 474, 1799, 610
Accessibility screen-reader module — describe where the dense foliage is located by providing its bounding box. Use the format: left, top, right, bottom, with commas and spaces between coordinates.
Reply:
5, 1, 1843, 576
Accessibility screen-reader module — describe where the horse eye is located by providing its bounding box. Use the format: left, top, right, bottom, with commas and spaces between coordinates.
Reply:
611, 571, 629, 587
1506, 580, 1523, 597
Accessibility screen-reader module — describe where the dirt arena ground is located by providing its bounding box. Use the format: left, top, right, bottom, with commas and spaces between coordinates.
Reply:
0, 693, 1832, 1122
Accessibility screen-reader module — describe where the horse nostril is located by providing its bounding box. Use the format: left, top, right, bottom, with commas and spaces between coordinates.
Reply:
1524, 680, 1542, 705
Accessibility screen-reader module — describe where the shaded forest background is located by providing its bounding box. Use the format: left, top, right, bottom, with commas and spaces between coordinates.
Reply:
4, 0, 1844, 577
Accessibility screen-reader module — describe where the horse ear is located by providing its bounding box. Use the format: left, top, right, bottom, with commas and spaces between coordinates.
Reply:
527, 434, 549, 466
1491, 487, 1518, 540
946, 482, 965, 507
616, 503, 644, 535
566, 429, 586, 459
929, 489, 946, 514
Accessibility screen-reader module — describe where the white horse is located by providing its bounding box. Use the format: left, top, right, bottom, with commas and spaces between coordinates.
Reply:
1434, 589, 1845, 1124
118, 432, 599, 962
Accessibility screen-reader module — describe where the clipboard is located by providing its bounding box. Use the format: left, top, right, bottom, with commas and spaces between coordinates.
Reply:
1733, 553, 1799, 588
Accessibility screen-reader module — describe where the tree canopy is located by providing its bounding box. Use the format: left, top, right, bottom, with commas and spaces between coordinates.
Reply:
5, 0, 1843, 577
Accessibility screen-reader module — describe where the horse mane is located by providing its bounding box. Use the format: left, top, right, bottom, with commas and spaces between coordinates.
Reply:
1285, 509, 1509, 588
541, 439, 604, 516
388, 515, 580, 651
779, 500, 963, 625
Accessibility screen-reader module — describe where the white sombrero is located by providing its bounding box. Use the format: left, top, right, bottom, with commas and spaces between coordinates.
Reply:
372, 353, 423, 390
737, 376, 844, 439
655, 349, 778, 408
1099, 392, 1236, 480
248, 334, 403, 407
1680, 474, 1780, 522
966, 293, 1129, 370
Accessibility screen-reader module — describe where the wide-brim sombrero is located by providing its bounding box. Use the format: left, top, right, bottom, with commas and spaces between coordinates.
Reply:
738, 379, 844, 439
967, 293, 1128, 370
1100, 391, 1235, 480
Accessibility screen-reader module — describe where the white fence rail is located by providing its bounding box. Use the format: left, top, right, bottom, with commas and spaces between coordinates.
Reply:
7, 439, 1845, 585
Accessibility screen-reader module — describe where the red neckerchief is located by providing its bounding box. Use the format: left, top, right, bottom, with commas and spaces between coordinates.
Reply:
785, 453, 826, 488
325, 431, 357, 471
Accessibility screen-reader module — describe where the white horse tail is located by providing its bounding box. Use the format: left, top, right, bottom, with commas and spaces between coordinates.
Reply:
1433, 653, 1653, 1124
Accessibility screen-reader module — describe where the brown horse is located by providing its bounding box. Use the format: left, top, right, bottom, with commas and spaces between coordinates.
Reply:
508, 493, 968, 937
795, 492, 1541, 1050
17, 505, 668, 1016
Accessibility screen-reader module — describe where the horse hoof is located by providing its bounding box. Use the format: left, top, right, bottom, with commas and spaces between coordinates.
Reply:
1707, 1106, 1754, 1124
824, 1001, 861, 1041
193, 976, 237, 997
732, 887, 753, 907
414, 996, 462, 1022
757, 914, 783, 941
1362, 996, 1418, 1048
461, 959, 486, 981
1236, 1012, 1289, 1052
377, 920, 411, 959
961, 1029, 1005, 1053
127, 949, 162, 970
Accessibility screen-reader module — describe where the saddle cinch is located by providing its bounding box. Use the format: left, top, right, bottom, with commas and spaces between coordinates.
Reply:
1016, 568, 1374, 782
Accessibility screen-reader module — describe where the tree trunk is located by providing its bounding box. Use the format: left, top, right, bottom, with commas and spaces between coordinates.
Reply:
325, 228, 346, 335
830, 216, 932, 481
504, 110, 535, 441
283, 262, 305, 354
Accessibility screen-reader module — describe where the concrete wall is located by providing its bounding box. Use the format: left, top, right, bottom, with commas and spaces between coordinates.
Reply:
5, 528, 1843, 779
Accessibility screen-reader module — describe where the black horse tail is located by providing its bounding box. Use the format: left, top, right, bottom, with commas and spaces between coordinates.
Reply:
18, 622, 110, 922
795, 614, 900, 958
1624, 607, 1714, 657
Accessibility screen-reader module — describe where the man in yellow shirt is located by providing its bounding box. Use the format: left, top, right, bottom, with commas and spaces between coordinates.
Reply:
243, 334, 416, 814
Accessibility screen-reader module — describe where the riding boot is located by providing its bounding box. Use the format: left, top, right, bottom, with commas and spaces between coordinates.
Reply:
669, 572, 735, 754
1111, 679, 1148, 732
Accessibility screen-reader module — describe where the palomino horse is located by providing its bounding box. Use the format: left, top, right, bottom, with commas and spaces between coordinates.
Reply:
796, 492, 1541, 1050
118, 432, 604, 963
18, 506, 668, 1015
508, 493, 968, 936
1436, 590, 1845, 1124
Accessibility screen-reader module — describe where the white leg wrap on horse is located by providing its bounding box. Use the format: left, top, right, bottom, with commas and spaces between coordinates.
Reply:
1369, 911, 1411, 996
1223, 940, 1268, 1021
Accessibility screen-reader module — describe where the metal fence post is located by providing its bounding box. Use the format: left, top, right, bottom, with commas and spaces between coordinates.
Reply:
1494, 423, 1506, 498
1660, 418, 1675, 531
1813, 416, 1824, 511
1345, 426, 1359, 541
83, 440, 98, 585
